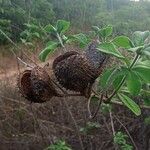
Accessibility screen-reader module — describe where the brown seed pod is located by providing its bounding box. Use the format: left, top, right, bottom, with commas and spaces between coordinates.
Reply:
53, 51, 101, 97
83, 42, 109, 71
17, 69, 40, 103
52, 42, 109, 97
18, 67, 60, 103
30, 66, 60, 102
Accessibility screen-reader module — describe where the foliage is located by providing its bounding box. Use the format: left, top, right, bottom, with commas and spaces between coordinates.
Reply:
38, 19, 150, 116
0, 19, 11, 43
114, 131, 133, 150
1, 0, 150, 43
45, 140, 72, 150
0, 0, 55, 43
20, 22, 45, 47
80, 122, 100, 134
39, 20, 91, 61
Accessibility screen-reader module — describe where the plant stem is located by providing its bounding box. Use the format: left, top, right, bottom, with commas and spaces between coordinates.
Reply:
56, 32, 67, 52
105, 54, 140, 103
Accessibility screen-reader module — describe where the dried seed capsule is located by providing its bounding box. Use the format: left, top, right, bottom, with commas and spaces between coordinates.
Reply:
53, 51, 99, 97
53, 42, 109, 97
17, 69, 40, 103
18, 67, 60, 103
31, 66, 60, 102
83, 42, 109, 72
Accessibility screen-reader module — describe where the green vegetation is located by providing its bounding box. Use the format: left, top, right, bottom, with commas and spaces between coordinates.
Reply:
1, 0, 150, 43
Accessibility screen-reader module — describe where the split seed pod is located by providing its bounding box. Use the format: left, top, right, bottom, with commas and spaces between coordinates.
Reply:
18, 66, 60, 103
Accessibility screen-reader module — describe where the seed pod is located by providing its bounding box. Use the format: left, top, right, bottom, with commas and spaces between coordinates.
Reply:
30, 66, 60, 102
18, 67, 60, 103
53, 42, 109, 97
53, 51, 100, 97
83, 42, 109, 72
17, 69, 40, 103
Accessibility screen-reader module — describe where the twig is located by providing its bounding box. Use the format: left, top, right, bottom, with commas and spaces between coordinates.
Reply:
111, 100, 150, 109
62, 97, 84, 150
56, 33, 67, 52
87, 94, 93, 118
109, 109, 118, 150
30, 104, 50, 145
92, 90, 150, 110
109, 110, 115, 137
91, 94, 103, 119
50, 78, 84, 150
0, 93, 27, 105
114, 115, 138, 150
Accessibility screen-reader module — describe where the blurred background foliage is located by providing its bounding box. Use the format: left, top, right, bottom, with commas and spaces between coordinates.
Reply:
0, 0, 150, 43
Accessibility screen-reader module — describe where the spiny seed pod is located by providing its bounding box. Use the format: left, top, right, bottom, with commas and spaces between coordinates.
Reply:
53, 51, 100, 97
18, 67, 60, 103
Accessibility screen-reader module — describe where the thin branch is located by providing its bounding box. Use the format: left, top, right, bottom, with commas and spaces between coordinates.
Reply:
50, 79, 84, 150
109, 109, 118, 150
30, 104, 50, 145
114, 115, 138, 150
62, 97, 84, 150
56, 33, 67, 52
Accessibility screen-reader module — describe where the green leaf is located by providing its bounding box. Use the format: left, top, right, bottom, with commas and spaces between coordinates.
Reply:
118, 93, 141, 116
56, 20, 70, 34
113, 36, 133, 49
136, 60, 150, 68
106, 67, 128, 88
99, 68, 115, 88
99, 25, 113, 38
126, 71, 142, 95
44, 24, 56, 33
39, 41, 58, 62
128, 46, 143, 53
69, 33, 90, 48
113, 75, 124, 90
143, 46, 150, 57
133, 66, 150, 83
132, 31, 150, 46
97, 42, 124, 58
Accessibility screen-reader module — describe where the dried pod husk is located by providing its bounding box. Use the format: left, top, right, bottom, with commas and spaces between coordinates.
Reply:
17, 69, 40, 103
30, 66, 60, 102
18, 67, 60, 103
83, 42, 109, 72
53, 51, 101, 97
